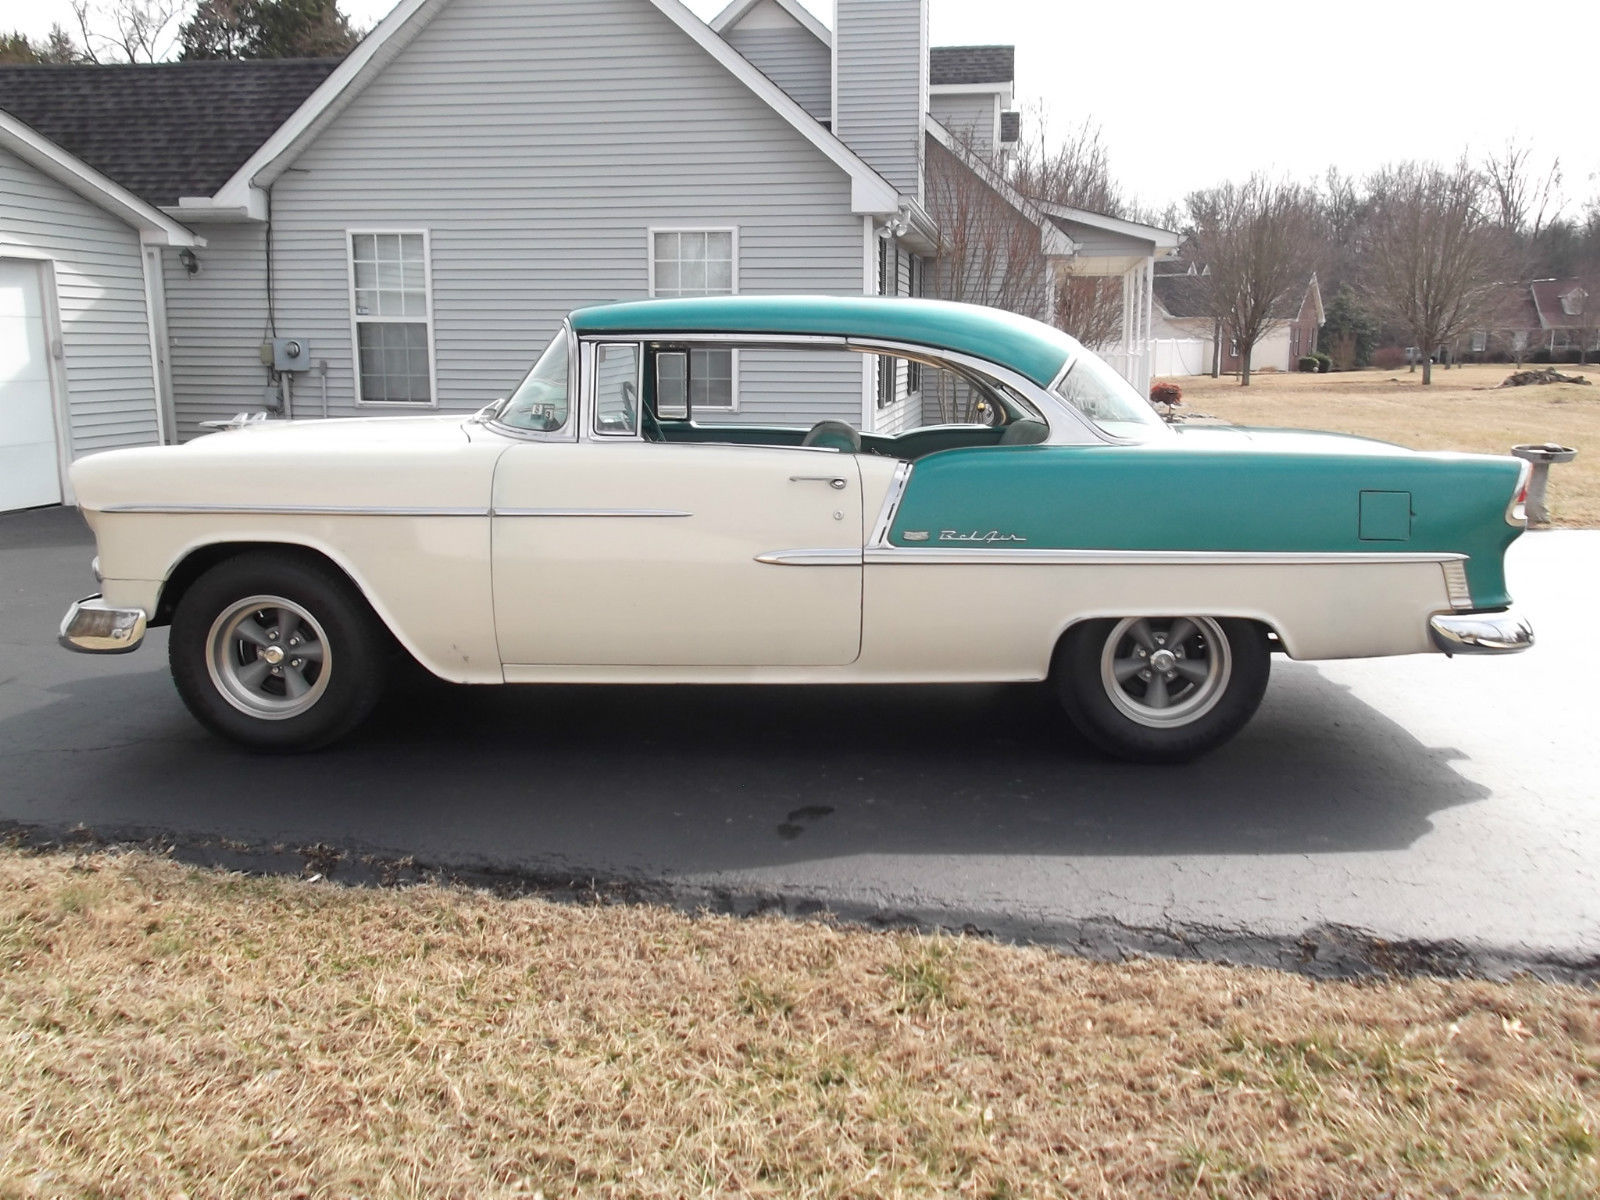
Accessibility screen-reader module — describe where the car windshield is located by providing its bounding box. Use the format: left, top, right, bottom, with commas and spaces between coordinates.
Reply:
498, 329, 571, 432
1052, 353, 1167, 439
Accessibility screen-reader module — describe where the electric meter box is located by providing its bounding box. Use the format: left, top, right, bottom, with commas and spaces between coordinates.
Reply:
263, 337, 312, 372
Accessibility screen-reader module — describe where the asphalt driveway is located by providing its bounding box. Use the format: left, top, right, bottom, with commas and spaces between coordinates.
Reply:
3, 505, 1595, 979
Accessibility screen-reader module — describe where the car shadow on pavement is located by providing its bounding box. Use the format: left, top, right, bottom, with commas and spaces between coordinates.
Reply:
1, 655, 1489, 878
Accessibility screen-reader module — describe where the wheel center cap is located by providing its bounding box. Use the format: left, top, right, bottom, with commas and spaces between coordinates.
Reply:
261, 645, 285, 665
1149, 648, 1177, 672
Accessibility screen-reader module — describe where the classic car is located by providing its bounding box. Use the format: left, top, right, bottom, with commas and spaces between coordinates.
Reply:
60, 295, 1533, 761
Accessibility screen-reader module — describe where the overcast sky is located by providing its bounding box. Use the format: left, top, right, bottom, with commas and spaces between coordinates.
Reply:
16, 0, 1593, 221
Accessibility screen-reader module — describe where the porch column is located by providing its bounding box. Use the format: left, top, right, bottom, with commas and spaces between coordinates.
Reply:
1120, 267, 1133, 367
1141, 256, 1155, 395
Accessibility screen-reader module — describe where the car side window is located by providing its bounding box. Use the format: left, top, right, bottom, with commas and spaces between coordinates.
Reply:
592, 343, 641, 437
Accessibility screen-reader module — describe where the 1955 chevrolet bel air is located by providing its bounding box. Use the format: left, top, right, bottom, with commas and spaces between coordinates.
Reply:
60, 296, 1533, 761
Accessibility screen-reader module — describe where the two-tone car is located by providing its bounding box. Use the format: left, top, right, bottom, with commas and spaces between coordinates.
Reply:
61, 295, 1533, 761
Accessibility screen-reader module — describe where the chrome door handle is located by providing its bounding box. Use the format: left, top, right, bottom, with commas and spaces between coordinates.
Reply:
789, 475, 848, 490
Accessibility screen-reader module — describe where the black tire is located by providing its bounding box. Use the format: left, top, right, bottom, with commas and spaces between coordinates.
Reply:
1055, 616, 1270, 764
168, 551, 388, 752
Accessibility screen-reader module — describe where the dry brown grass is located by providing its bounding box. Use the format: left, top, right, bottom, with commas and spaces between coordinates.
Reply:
2, 848, 1597, 1200
1175, 363, 1600, 526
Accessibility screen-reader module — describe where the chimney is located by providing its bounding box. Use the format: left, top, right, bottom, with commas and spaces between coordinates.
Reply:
832, 0, 928, 202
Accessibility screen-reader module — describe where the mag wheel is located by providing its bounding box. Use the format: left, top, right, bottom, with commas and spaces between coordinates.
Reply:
1056, 616, 1270, 763
169, 552, 387, 752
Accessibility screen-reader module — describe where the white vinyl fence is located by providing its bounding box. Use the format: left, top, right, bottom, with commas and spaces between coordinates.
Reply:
1095, 338, 1211, 391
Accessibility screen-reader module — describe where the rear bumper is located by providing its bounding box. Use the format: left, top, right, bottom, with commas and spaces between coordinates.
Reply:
59, 595, 148, 654
1429, 611, 1533, 656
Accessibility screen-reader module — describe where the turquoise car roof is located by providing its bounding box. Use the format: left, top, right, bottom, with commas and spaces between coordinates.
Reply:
568, 295, 1084, 387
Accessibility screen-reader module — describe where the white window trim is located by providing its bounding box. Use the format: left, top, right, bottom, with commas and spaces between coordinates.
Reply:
346, 227, 439, 408
647, 225, 740, 412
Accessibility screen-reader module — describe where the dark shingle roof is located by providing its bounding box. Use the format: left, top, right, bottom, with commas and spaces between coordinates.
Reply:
1153, 273, 1212, 319
1530, 278, 1590, 329
930, 45, 1014, 86
999, 110, 1019, 142
0, 58, 342, 206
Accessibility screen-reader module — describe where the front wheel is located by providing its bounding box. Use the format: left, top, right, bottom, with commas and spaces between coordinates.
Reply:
1055, 616, 1270, 763
168, 552, 388, 752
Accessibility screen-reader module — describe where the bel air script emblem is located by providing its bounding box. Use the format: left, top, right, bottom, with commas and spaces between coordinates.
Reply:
936, 529, 1028, 544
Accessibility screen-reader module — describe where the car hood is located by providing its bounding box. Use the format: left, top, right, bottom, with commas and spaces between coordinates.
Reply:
71, 414, 502, 514
184, 413, 476, 451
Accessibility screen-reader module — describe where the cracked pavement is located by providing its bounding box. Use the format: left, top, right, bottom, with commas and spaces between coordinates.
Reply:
3, 506, 1596, 980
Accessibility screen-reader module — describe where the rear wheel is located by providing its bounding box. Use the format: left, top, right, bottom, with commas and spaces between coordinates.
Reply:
168, 552, 388, 751
1055, 616, 1270, 763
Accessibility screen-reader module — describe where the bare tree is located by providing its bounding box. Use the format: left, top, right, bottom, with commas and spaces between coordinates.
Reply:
1007, 114, 1134, 351
73, 0, 183, 62
1185, 177, 1318, 386
1010, 113, 1127, 218
1483, 138, 1561, 239
1052, 264, 1122, 350
924, 135, 1051, 320
1364, 159, 1511, 385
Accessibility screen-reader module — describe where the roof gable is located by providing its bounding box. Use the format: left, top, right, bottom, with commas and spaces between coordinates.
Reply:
710, 0, 830, 46
0, 58, 338, 207
204, 0, 898, 218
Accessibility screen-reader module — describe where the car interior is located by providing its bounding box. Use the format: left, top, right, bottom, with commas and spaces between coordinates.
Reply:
639, 344, 1049, 461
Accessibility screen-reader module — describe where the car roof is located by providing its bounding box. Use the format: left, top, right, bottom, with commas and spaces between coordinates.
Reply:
567, 295, 1082, 387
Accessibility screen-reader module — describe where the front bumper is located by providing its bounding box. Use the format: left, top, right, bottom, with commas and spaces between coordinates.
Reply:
1429, 611, 1534, 656
59, 595, 148, 654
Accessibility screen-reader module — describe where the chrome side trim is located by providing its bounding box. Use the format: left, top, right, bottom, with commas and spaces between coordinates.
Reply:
96, 503, 489, 517
1429, 611, 1534, 655
491, 507, 692, 518
868, 461, 913, 547
596, 332, 850, 348
845, 336, 1111, 446
1441, 560, 1474, 611
59, 595, 147, 654
755, 548, 865, 566
863, 547, 1470, 566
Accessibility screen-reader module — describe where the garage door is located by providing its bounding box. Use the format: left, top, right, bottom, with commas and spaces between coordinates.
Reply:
0, 259, 64, 512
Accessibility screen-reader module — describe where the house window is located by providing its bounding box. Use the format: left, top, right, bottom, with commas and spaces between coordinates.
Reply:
650, 228, 737, 410
349, 231, 435, 405
1471, 330, 1488, 352
906, 254, 923, 393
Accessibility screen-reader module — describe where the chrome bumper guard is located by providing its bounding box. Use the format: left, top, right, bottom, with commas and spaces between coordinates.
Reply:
1429, 611, 1533, 656
59, 595, 148, 654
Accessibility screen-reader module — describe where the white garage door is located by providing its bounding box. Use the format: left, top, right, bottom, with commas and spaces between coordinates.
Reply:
0, 258, 63, 512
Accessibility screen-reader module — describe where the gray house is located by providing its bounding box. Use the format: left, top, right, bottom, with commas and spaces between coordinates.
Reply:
0, 0, 1175, 513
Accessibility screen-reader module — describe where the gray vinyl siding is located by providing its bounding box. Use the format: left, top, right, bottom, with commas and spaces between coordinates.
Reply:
724, 21, 830, 123
834, 0, 925, 198
168, 0, 869, 432
161, 224, 271, 441
930, 93, 996, 160
0, 147, 160, 456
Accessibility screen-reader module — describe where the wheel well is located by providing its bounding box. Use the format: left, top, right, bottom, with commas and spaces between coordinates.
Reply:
1048, 615, 1283, 677
154, 542, 363, 627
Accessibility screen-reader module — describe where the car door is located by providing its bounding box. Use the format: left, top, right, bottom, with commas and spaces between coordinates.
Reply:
491, 341, 863, 668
